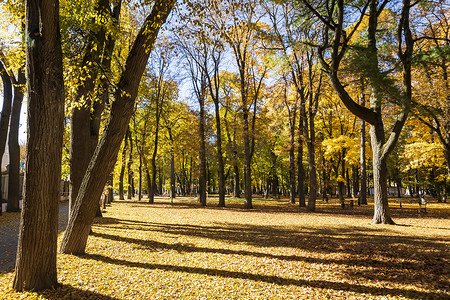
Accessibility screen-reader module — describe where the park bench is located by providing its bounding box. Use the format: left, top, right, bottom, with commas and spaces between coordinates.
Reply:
396, 197, 427, 213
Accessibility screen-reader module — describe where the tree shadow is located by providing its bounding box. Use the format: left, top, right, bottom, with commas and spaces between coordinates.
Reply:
35, 283, 119, 299
91, 220, 448, 289
80, 252, 444, 299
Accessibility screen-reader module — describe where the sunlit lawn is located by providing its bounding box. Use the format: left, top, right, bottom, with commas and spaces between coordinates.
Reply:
0, 196, 449, 299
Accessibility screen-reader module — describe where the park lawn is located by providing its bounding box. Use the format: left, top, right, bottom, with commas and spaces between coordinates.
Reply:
0, 197, 448, 299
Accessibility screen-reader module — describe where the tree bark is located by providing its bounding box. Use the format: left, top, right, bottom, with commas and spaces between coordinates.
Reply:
14, 0, 64, 290
60, 0, 175, 254
0, 59, 13, 215
371, 139, 394, 224
7, 69, 26, 212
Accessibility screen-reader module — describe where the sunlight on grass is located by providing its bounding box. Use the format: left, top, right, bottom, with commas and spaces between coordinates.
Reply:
1, 197, 448, 299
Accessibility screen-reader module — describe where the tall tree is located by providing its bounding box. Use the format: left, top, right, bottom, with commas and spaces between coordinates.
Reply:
13, 0, 65, 290
145, 47, 172, 204
61, 0, 175, 254
178, 5, 227, 206
412, 0, 450, 180
177, 35, 209, 206
300, 0, 414, 223
221, 0, 267, 208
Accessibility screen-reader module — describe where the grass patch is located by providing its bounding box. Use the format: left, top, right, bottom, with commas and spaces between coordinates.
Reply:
1, 197, 448, 299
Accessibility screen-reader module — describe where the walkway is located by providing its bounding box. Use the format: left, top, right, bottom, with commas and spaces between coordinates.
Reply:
0, 202, 69, 272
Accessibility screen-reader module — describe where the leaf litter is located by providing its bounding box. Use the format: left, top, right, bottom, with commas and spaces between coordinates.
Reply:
0, 197, 448, 299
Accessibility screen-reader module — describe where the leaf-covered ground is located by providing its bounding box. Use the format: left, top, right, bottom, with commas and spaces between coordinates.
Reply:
1, 197, 449, 299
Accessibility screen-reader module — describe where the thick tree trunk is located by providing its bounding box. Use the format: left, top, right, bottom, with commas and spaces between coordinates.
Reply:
370, 123, 395, 224
13, 0, 64, 290
7, 70, 25, 212
60, 0, 174, 254
70, 107, 91, 215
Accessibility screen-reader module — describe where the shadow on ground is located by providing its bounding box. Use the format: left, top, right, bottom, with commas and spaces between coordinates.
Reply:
92, 214, 449, 298
36, 283, 119, 300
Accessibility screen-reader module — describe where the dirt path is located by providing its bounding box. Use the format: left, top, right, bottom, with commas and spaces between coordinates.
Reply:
0, 202, 69, 272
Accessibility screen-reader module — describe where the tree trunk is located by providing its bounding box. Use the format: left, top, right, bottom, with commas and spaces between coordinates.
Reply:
289, 124, 296, 204
198, 94, 207, 206
233, 164, 240, 198
60, 0, 175, 254
370, 121, 395, 224
127, 130, 133, 200
107, 173, 114, 204
146, 165, 151, 198
0, 60, 13, 215
70, 107, 91, 215
338, 155, 346, 207
170, 151, 176, 199
346, 168, 352, 197
138, 154, 142, 200
243, 108, 252, 209
168, 128, 176, 199
7, 70, 25, 212
214, 101, 226, 207
297, 104, 306, 207
13, 0, 64, 290
352, 165, 358, 198
306, 118, 317, 212
118, 129, 129, 200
